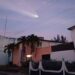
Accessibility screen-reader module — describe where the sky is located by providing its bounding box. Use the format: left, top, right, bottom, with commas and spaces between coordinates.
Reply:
0, 0, 75, 41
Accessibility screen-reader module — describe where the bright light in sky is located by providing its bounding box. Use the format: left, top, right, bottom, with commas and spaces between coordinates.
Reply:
26, 12, 39, 18
0, 0, 39, 18
34, 14, 39, 18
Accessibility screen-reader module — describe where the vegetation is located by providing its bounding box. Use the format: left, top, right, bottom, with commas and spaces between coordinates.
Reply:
4, 43, 15, 64
17, 36, 27, 63
32, 61, 39, 69
53, 35, 67, 43
27, 34, 41, 54
4, 34, 41, 66
65, 62, 75, 72
42, 59, 62, 70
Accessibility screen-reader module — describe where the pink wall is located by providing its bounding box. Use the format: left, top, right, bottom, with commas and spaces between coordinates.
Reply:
32, 46, 51, 62
12, 44, 52, 66
13, 45, 21, 66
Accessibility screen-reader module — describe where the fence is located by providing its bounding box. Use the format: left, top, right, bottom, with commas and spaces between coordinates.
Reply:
29, 59, 75, 75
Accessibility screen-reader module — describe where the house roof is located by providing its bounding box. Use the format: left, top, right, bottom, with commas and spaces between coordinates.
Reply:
68, 25, 75, 30
15, 39, 62, 47
52, 42, 75, 52
41, 39, 62, 43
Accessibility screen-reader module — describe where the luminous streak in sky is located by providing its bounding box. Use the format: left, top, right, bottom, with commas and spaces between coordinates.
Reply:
0, 0, 39, 18
24, 12, 39, 18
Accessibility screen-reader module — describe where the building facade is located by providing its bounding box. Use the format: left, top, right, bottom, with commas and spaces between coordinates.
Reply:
68, 25, 75, 47
0, 35, 16, 65
51, 42, 75, 62
50, 26, 75, 63
12, 39, 62, 66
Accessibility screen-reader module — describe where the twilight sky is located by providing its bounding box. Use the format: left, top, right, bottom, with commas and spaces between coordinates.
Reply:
0, 0, 75, 41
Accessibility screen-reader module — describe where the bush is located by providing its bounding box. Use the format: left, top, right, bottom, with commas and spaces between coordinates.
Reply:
42, 59, 62, 70
65, 62, 75, 72
32, 61, 39, 69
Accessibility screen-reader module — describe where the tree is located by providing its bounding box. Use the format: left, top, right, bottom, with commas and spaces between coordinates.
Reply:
4, 43, 15, 64
53, 35, 67, 43
27, 34, 41, 55
54, 37, 57, 41
17, 36, 27, 63
61, 35, 67, 43
53, 35, 61, 42
56, 35, 60, 42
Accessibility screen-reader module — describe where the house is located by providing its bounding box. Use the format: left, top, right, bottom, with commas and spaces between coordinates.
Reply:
12, 38, 62, 66
0, 35, 16, 65
32, 39, 62, 62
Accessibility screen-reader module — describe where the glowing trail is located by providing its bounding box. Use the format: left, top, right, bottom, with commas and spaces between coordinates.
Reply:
0, 0, 39, 18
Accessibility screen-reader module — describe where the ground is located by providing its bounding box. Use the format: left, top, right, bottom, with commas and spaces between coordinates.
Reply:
0, 71, 28, 75
0, 64, 29, 75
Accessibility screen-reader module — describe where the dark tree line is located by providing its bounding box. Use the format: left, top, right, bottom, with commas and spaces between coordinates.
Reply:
53, 35, 67, 43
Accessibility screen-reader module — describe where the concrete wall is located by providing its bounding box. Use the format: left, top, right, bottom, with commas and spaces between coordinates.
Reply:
13, 44, 22, 66
40, 41, 61, 48
70, 29, 75, 47
0, 36, 15, 50
51, 50, 75, 63
13, 46, 51, 65
0, 50, 8, 65
32, 47, 51, 62
0, 35, 16, 65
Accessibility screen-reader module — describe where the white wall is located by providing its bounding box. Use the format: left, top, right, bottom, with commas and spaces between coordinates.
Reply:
0, 35, 16, 65
0, 36, 15, 50
0, 50, 8, 65
51, 50, 75, 63
39, 41, 61, 48
71, 29, 75, 47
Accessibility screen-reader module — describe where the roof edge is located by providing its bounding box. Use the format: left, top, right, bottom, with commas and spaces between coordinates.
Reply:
68, 25, 75, 30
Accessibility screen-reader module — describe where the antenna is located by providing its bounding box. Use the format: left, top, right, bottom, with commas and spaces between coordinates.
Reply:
4, 16, 7, 37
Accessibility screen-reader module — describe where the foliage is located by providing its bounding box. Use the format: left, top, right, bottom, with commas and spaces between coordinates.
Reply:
42, 59, 62, 70
17, 36, 27, 63
4, 43, 15, 63
27, 34, 41, 54
53, 35, 67, 43
17, 36, 27, 44
65, 61, 75, 72
61, 35, 66, 43
4, 43, 15, 54
4, 34, 42, 65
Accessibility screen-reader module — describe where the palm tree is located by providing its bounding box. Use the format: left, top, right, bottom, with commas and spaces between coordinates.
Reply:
4, 43, 15, 64
17, 36, 27, 63
27, 34, 41, 56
